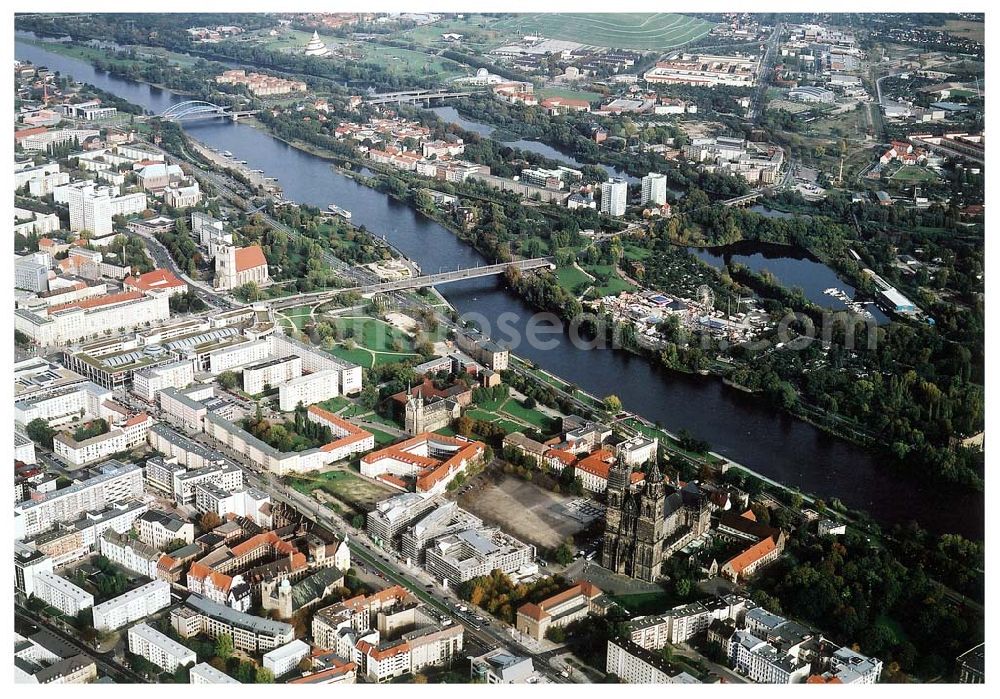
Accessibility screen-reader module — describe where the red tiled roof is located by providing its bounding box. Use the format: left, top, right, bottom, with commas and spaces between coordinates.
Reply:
48, 290, 144, 314
518, 602, 545, 622
545, 448, 578, 466
575, 449, 615, 479
124, 269, 186, 292
723, 536, 777, 577
234, 245, 267, 272
124, 412, 150, 427
15, 127, 48, 141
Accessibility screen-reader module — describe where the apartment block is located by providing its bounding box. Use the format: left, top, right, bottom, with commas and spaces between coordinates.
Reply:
128, 623, 196, 673
92, 579, 171, 631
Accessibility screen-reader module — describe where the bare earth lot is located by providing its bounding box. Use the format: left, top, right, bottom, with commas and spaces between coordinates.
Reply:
457, 475, 592, 550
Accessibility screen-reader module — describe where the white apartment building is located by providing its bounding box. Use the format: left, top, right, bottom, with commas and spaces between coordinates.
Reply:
14, 461, 144, 539
641, 173, 668, 206
606, 638, 700, 684
15, 542, 54, 597
600, 178, 628, 216
242, 355, 302, 395
128, 623, 197, 673
269, 332, 362, 395
70, 500, 150, 551
189, 662, 239, 684
15, 256, 50, 292
615, 435, 658, 467
278, 369, 339, 411
208, 339, 271, 374
14, 206, 62, 235
14, 381, 111, 427
15, 162, 61, 189
135, 509, 196, 549
158, 387, 209, 433
32, 571, 95, 616
728, 630, 811, 684
133, 360, 195, 402
263, 639, 311, 677
99, 529, 163, 579
423, 528, 535, 588
15, 291, 170, 346
53, 413, 154, 467
18, 128, 100, 152
92, 579, 171, 631
171, 595, 294, 652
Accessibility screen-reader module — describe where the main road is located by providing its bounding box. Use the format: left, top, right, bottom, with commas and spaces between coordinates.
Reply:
189, 427, 573, 683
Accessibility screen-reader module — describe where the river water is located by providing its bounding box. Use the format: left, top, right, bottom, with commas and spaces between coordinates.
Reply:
17, 36, 982, 539
690, 241, 891, 324
426, 106, 639, 184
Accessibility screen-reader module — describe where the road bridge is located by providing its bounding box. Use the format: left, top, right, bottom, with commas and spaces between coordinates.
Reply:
365, 89, 475, 105
160, 100, 257, 122
270, 258, 554, 309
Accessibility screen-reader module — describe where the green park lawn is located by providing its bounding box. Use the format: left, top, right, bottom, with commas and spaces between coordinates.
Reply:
488, 13, 714, 51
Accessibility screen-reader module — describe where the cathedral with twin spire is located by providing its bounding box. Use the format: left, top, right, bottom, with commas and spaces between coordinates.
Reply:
601, 455, 711, 582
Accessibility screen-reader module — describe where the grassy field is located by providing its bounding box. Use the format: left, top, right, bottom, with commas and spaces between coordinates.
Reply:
583, 264, 636, 296
537, 86, 606, 103
277, 305, 314, 332
922, 19, 984, 43
500, 398, 558, 432
890, 166, 939, 183
555, 265, 594, 293
332, 316, 413, 352
401, 15, 506, 51
286, 469, 395, 513
359, 44, 468, 82
610, 589, 678, 615
488, 13, 715, 51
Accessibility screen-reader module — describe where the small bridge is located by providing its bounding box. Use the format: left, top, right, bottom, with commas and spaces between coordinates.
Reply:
721, 189, 770, 207
269, 258, 554, 309
365, 89, 475, 106
160, 101, 257, 122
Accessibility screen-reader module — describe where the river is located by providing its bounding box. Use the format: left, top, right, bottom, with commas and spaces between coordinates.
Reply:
16, 36, 982, 539
426, 106, 639, 184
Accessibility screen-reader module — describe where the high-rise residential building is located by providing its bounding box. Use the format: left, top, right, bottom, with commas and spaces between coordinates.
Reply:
14, 461, 145, 539
600, 178, 628, 216
641, 173, 668, 205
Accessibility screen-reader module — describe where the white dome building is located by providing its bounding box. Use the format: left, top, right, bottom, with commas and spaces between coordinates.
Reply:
304, 31, 329, 57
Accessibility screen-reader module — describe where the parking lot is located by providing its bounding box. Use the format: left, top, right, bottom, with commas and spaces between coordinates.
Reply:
457, 475, 598, 550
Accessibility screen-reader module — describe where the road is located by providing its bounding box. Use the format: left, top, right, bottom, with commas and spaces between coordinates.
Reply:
187, 428, 573, 683
16, 604, 148, 683
747, 22, 783, 122
131, 225, 235, 310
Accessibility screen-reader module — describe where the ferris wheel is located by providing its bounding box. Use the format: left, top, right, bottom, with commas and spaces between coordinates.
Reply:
696, 284, 715, 311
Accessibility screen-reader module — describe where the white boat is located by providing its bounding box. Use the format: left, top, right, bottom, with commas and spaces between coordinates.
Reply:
328, 204, 352, 219
221, 150, 233, 157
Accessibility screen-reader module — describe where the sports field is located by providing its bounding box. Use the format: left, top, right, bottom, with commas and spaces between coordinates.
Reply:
489, 13, 715, 51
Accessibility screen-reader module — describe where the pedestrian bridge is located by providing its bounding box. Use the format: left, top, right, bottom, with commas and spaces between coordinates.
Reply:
269, 257, 554, 309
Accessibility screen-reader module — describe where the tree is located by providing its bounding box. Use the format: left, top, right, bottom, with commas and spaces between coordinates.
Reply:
25, 418, 56, 449
199, 511, 223, 531
603, 395, 622, 413
554, 541, 574, 565
174, 662, 192, 683
214, 633, 234, 661
218, 371, 238, 390
255, 667, 274, 684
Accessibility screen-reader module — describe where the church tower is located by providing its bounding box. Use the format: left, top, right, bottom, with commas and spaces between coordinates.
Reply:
633, 461, 667, 581
214, 243, 237, 290
404, 390, 425, 435
601, 454, 636, 576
